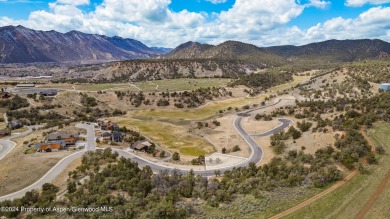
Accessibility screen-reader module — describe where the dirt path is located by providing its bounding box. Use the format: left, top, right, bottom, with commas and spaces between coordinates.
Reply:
269, 170, 358, 219
360, 125, 376, 152
355, 170, 390, 219
129, 83, 141, 91
354, 125, 389, 219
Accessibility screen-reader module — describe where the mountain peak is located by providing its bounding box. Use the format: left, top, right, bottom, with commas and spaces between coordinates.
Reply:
0, 26, 170, 63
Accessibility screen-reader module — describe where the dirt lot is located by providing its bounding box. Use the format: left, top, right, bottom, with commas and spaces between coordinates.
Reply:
285, 130, 337, 155
241, 119, 281, 135
254, 135, 273, 166
202, 114, 251, 158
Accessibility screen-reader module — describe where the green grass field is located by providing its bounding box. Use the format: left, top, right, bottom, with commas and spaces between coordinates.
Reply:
111, 118, 214, 156
75, 78, 231, 92
285, 122, 390, 219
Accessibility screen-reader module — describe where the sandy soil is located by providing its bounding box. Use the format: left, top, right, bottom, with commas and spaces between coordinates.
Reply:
203, 114, 251, 158
254, 135, 273, 166
225, 86, 251, 98
285, 130, 337, 155
205, 153, 247, 170
241, 119, 281, 135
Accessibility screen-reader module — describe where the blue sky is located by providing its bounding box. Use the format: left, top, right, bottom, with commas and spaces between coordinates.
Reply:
1, 0, 390, 47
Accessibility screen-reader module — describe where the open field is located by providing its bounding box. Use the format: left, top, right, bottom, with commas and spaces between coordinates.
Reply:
110, 117, 215, 156
130, 76, 308, 121
269, 75, 310, 92
196, 187, 323, 219
284, 122, 390, 219
130, 94, 266, 121
72, 78, 231, 92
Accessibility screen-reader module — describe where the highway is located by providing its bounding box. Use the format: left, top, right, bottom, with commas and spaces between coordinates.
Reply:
0, 99, 292, 201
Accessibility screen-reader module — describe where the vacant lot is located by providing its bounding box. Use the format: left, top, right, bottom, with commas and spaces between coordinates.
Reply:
284, 122, 390, 219
111, 117, 215, 157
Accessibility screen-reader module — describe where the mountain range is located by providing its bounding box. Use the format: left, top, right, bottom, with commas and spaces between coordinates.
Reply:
165, 39, 390, 64
0, 25, 170, 63
1, 25, 390, 66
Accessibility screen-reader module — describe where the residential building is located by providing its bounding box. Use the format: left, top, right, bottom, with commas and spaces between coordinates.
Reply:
131, 140, 152, 151
112, 132, 123, 142
35, 140, 66, 152
0, 129, 11, 137
39, 90, 58, 96
8, 120, 23, 130
0, 92, 11, 99
46, 131, 79, 145
101, 132, 112, 141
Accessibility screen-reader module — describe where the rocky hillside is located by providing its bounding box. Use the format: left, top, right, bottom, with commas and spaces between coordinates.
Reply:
65, 59, 260, 82
0, 25, 168, 63
162, 41, 285, 67
265, 39, 390, 62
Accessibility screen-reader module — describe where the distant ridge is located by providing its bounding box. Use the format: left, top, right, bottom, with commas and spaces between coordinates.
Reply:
265, 39, 390, 62
161, 40, 285, 67
0, 25, 169, 63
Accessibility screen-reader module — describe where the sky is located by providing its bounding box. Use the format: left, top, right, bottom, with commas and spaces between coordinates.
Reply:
0, 0, 390, 48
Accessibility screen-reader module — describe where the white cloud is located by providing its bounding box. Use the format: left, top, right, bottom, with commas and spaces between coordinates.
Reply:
346, 0, 390, 7
297, 6, 390, 44
308, 0, 331, 8
205, 0, 228, 4
0, 0, 389, 47
56, 0, 90, 5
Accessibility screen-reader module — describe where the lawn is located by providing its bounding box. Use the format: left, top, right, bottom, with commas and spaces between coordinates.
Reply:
111, 117, 215, 156
75, 83, 137, 92
284, 122, 390, 219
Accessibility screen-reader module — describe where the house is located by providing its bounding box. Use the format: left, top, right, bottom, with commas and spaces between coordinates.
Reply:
131, 140, 152, 151
101, 132, 112, 141
0, 92, 11, 99
0, 129, 11, 137
111, 123, 120, 131
39, 90, 58, 96
100, 122, 108, 130
35, 140, 66, 152
46, 131, 79, 145
8, 120, 23, 130
100, 121, 120, 131
112, 132, 123, 142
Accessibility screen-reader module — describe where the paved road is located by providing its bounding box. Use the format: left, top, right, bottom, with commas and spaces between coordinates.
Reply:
0, 99, 292, 200
0, 124, 94, 202
0, 125, 42, 161
252, 118, 292, 137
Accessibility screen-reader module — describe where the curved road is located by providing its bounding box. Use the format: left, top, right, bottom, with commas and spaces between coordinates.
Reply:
0, 125, 42, 161
0, 100, 292, 201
